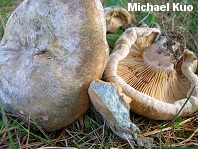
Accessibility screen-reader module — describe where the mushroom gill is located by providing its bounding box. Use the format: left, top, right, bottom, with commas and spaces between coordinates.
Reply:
117, 30, 192, 104
104, 25, 198, 120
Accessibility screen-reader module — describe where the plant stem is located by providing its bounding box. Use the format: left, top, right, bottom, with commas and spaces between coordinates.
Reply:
0, 99, 17, 149
163, 86, 195, 128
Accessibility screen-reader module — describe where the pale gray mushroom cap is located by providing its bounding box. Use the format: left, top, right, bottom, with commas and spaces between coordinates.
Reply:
104, 6, 131, 33
104, 25, 198, 120
0, 0, 109, 131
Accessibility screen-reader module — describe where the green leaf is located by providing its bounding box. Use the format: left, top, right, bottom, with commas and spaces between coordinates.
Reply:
106, 34, 120, 48
135, 11, 157, 26
73, 140, 83, 149
84, 116, 92, 133
103, 0, 130, 8
150, 22, 161, 30
115, 29, 123, 35
31, 117, 53, 145
175, 117, 183, 123
0, 25, 4, 39
173, 117, 183, 129
174, 122, 180, 129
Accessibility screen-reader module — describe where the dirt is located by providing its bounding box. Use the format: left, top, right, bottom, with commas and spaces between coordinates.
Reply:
156, 29, 186, 62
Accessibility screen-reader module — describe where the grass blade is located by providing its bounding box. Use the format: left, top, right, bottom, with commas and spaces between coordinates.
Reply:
163, 86, 196, 128
0, 99, 17, 149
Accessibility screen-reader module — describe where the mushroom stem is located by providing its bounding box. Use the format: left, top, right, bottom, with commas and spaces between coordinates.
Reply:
104, 6, 131, 33
107, 16, 123, 33
143, 36, 175, 71
143, 31, 185, 71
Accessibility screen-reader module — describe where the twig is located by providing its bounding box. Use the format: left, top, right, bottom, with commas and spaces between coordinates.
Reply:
16, 132, 22, 149
172, 126, 198, 147
143, 127, 172, 137
53, 129, 66, 145
124, 133, 134, 149
143, 116, 196, 137
25, 114, 30, 146
100, 121, 106, 148
65, 128, 78, 140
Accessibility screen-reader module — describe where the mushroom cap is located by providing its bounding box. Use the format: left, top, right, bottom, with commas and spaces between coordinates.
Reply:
104, 25, 198, 120
88, 79, 153, 148
0, 0, 108, 131
104, 6, 131, 33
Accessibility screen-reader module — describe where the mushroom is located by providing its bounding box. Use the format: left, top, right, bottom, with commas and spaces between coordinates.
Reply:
104, 25, 198, 120
0, 0, 108, 131
104, 6, 131, 33
88, 79, 153, 148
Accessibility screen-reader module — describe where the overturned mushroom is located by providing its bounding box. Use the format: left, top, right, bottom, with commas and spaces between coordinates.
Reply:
88, 80, 153, 148
0, 0, 108, 131
104, 25, 198, 120
104, 6, 131, 33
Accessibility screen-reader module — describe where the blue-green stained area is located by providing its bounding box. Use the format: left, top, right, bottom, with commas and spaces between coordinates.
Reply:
91, 81, 132, 129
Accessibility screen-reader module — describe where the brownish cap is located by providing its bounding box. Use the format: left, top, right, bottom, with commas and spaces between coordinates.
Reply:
104, 25, 198, 120
104, 6, 131, 33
